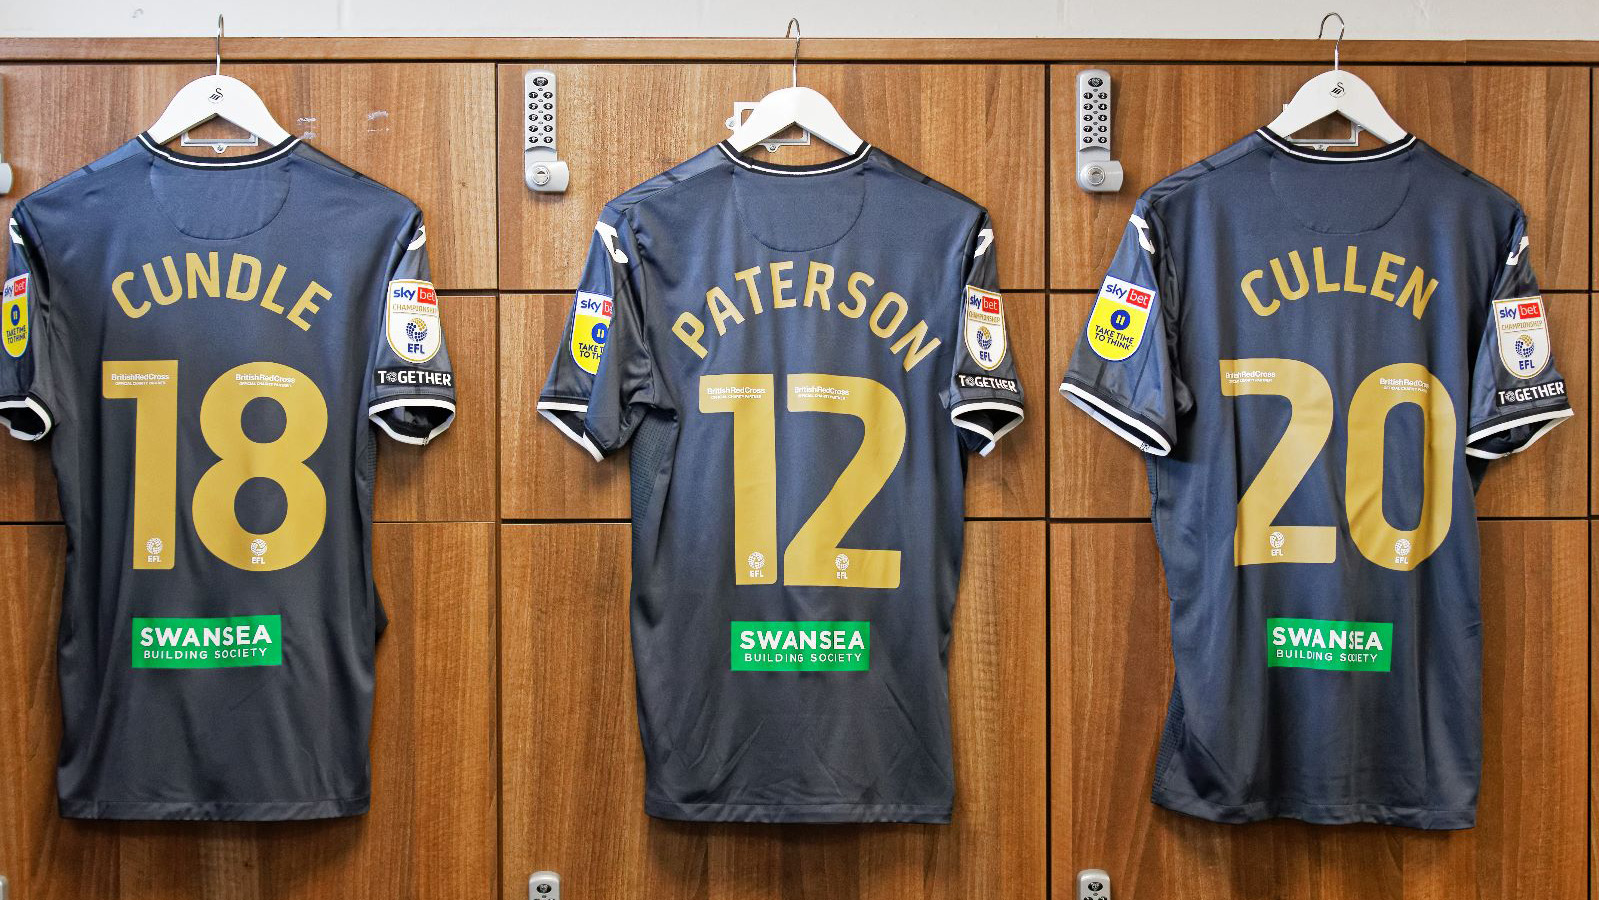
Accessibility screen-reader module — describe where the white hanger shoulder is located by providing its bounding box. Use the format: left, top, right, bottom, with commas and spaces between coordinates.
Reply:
727, 86, 863, 155
146, 74, 291, 145
1267, 69, 1407, 145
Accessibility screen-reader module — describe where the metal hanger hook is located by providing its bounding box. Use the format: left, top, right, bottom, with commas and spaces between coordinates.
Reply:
785, 18, 801, 88
214, 14, 224, 76
1317, 12, 1345, 70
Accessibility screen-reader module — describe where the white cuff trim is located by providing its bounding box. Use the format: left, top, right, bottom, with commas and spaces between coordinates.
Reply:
537, 401, 604, 462
1464, 406, 1572, 459
0, 396, 52, 441
368, 397, 456, 446
1060, 382, 1171, 456
950, 400, 1024, 457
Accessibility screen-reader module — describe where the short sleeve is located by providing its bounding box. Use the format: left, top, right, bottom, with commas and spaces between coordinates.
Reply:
367, 210, 456, 445
0, 206, 56, 440
537, 210, 657, 460
945, 213, 1024, 456
1059, 198, 1184, 456
1464, 212, 1572, 458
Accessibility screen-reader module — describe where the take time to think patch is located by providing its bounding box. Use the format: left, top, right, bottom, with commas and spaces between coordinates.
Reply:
1086, 275, 1154, 361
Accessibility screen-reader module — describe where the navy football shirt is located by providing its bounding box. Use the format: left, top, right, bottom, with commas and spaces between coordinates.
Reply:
3, 135, 456, 820
540, 143, 1024, 823
1062, 130, 1570, 829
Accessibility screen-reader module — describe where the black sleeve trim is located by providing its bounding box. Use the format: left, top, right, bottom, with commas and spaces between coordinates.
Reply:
1059, 377, 1172, 456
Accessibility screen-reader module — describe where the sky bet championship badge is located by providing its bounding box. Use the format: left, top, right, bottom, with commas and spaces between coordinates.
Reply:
2, 274, 28, 358
570, 291, 613, 375
1087, 275, 1155, 361
385, 278, 440, 363
962, 286, 1007, 370
1493, 296, 1551, 379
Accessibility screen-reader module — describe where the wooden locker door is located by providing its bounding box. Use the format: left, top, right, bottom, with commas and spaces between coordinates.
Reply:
1050, 519, 1586, 900
502, 520, 1046, 900
0, 523, 497, 900
0, 62, 499, 524
1047, 65, 1590, 520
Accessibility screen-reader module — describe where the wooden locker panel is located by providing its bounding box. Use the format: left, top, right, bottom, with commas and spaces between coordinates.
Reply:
1049, 293, 1149, 519
501, 292, 1047, 519
1051, 519, 1586, 900
502, 519, 1045, 900
0, 63, 496, 289
1475, 292, 1587, 517
499, 293, 631, 519
1050, 66, 1589, 292
373, 293, 496, 522
497, 63, 1044, 292
0, 522, 497, 900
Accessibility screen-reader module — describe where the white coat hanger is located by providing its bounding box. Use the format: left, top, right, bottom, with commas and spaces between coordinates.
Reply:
1266, 13, 1407, 147
727, 19, 864, 155
146, 15, 292, 152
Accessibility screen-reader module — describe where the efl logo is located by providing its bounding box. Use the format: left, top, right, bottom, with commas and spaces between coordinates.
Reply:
1126, 288, 1152, 309
1517, 301, 1541, 320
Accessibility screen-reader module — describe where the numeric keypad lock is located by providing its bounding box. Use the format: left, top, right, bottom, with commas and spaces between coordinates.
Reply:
1074, 69, 1123, 192
524, 69, 569, 193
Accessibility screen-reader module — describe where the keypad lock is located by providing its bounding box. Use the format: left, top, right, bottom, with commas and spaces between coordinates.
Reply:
1074, 69, 1123, 192
524, 69, 569, 193
529, 871, 561, 900
1077, 868, 1110, 900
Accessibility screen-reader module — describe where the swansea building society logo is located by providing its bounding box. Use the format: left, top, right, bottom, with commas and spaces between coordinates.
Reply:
133, 614, 283, 669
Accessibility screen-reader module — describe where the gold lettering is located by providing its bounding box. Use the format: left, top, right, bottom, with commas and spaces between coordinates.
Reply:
260, 265, 288, 314
1312, 246, 1340, 293
869, 292, 909, 338
286, 282, 329, 331
673, 312, 708, 358
733, 266, 765, 315
1241, 270, 1278, 316
1395, 268, 1438, 320
111, 271, 149, 318
706, 285, 744, 335
142, 257, 182, 306
1343, 246, 1367, 294
840, 272, 872, 318
889, 320, 941, 372
1371, 252, 1405, 302
803, 261, 834, 310
185, 251, 220, 299
1270, 250, 1310, 301
226, 254, 262, 301
770, 261, 796, 309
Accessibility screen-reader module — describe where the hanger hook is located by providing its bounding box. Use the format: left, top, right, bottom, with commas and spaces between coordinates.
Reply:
785, 18, 801, 89
1317, 12, 1345, 70
215, 14, 224, 77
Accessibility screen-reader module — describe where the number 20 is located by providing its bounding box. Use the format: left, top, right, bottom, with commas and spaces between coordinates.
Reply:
1221, 358, 1456, 572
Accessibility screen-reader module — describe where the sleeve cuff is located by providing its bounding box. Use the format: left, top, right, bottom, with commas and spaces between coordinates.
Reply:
537, 399, 604, 462
1465, 405, 1572, 459
950, 399, 1024, 457
0, 394, 53, 441
369, 396, 456, 446
1060, 379, 1172, 456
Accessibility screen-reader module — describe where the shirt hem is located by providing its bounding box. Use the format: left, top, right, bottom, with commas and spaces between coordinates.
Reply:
1151, 786, 1475, 830
645, 798, 951, 824
59, 795, 371, 821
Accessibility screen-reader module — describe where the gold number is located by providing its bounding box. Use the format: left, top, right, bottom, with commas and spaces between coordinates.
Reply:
104, 360, 329, 572
103, 361, 180, 569
1346, 363, 1456, 572
699, 374, 777, 585
1220, 359, 1337, 565
701, 373, 905, 588
194, 362, 329, 571
785, 375, 905, 588
1221, 358, 1457, 570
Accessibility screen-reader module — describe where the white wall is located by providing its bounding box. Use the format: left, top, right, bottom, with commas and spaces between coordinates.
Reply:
1, 0, 1597, 40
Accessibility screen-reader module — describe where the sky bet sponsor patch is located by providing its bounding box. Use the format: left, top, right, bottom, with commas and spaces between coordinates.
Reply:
2, 273, 28, 358
963, 286, 1007, 370
1086, 275, 1154, 361
385, 278, 440, 364
1494, 296, 1550, 379
570, 291, 613, 375
133, 615, 282, 668
731, 621, 870, 671
1267, 617, 1392, 672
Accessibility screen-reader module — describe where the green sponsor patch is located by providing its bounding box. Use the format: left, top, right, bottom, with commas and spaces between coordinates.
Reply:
1267, 617, 1392, 672
132, 615, 282, 669
731, 621, 870, 671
